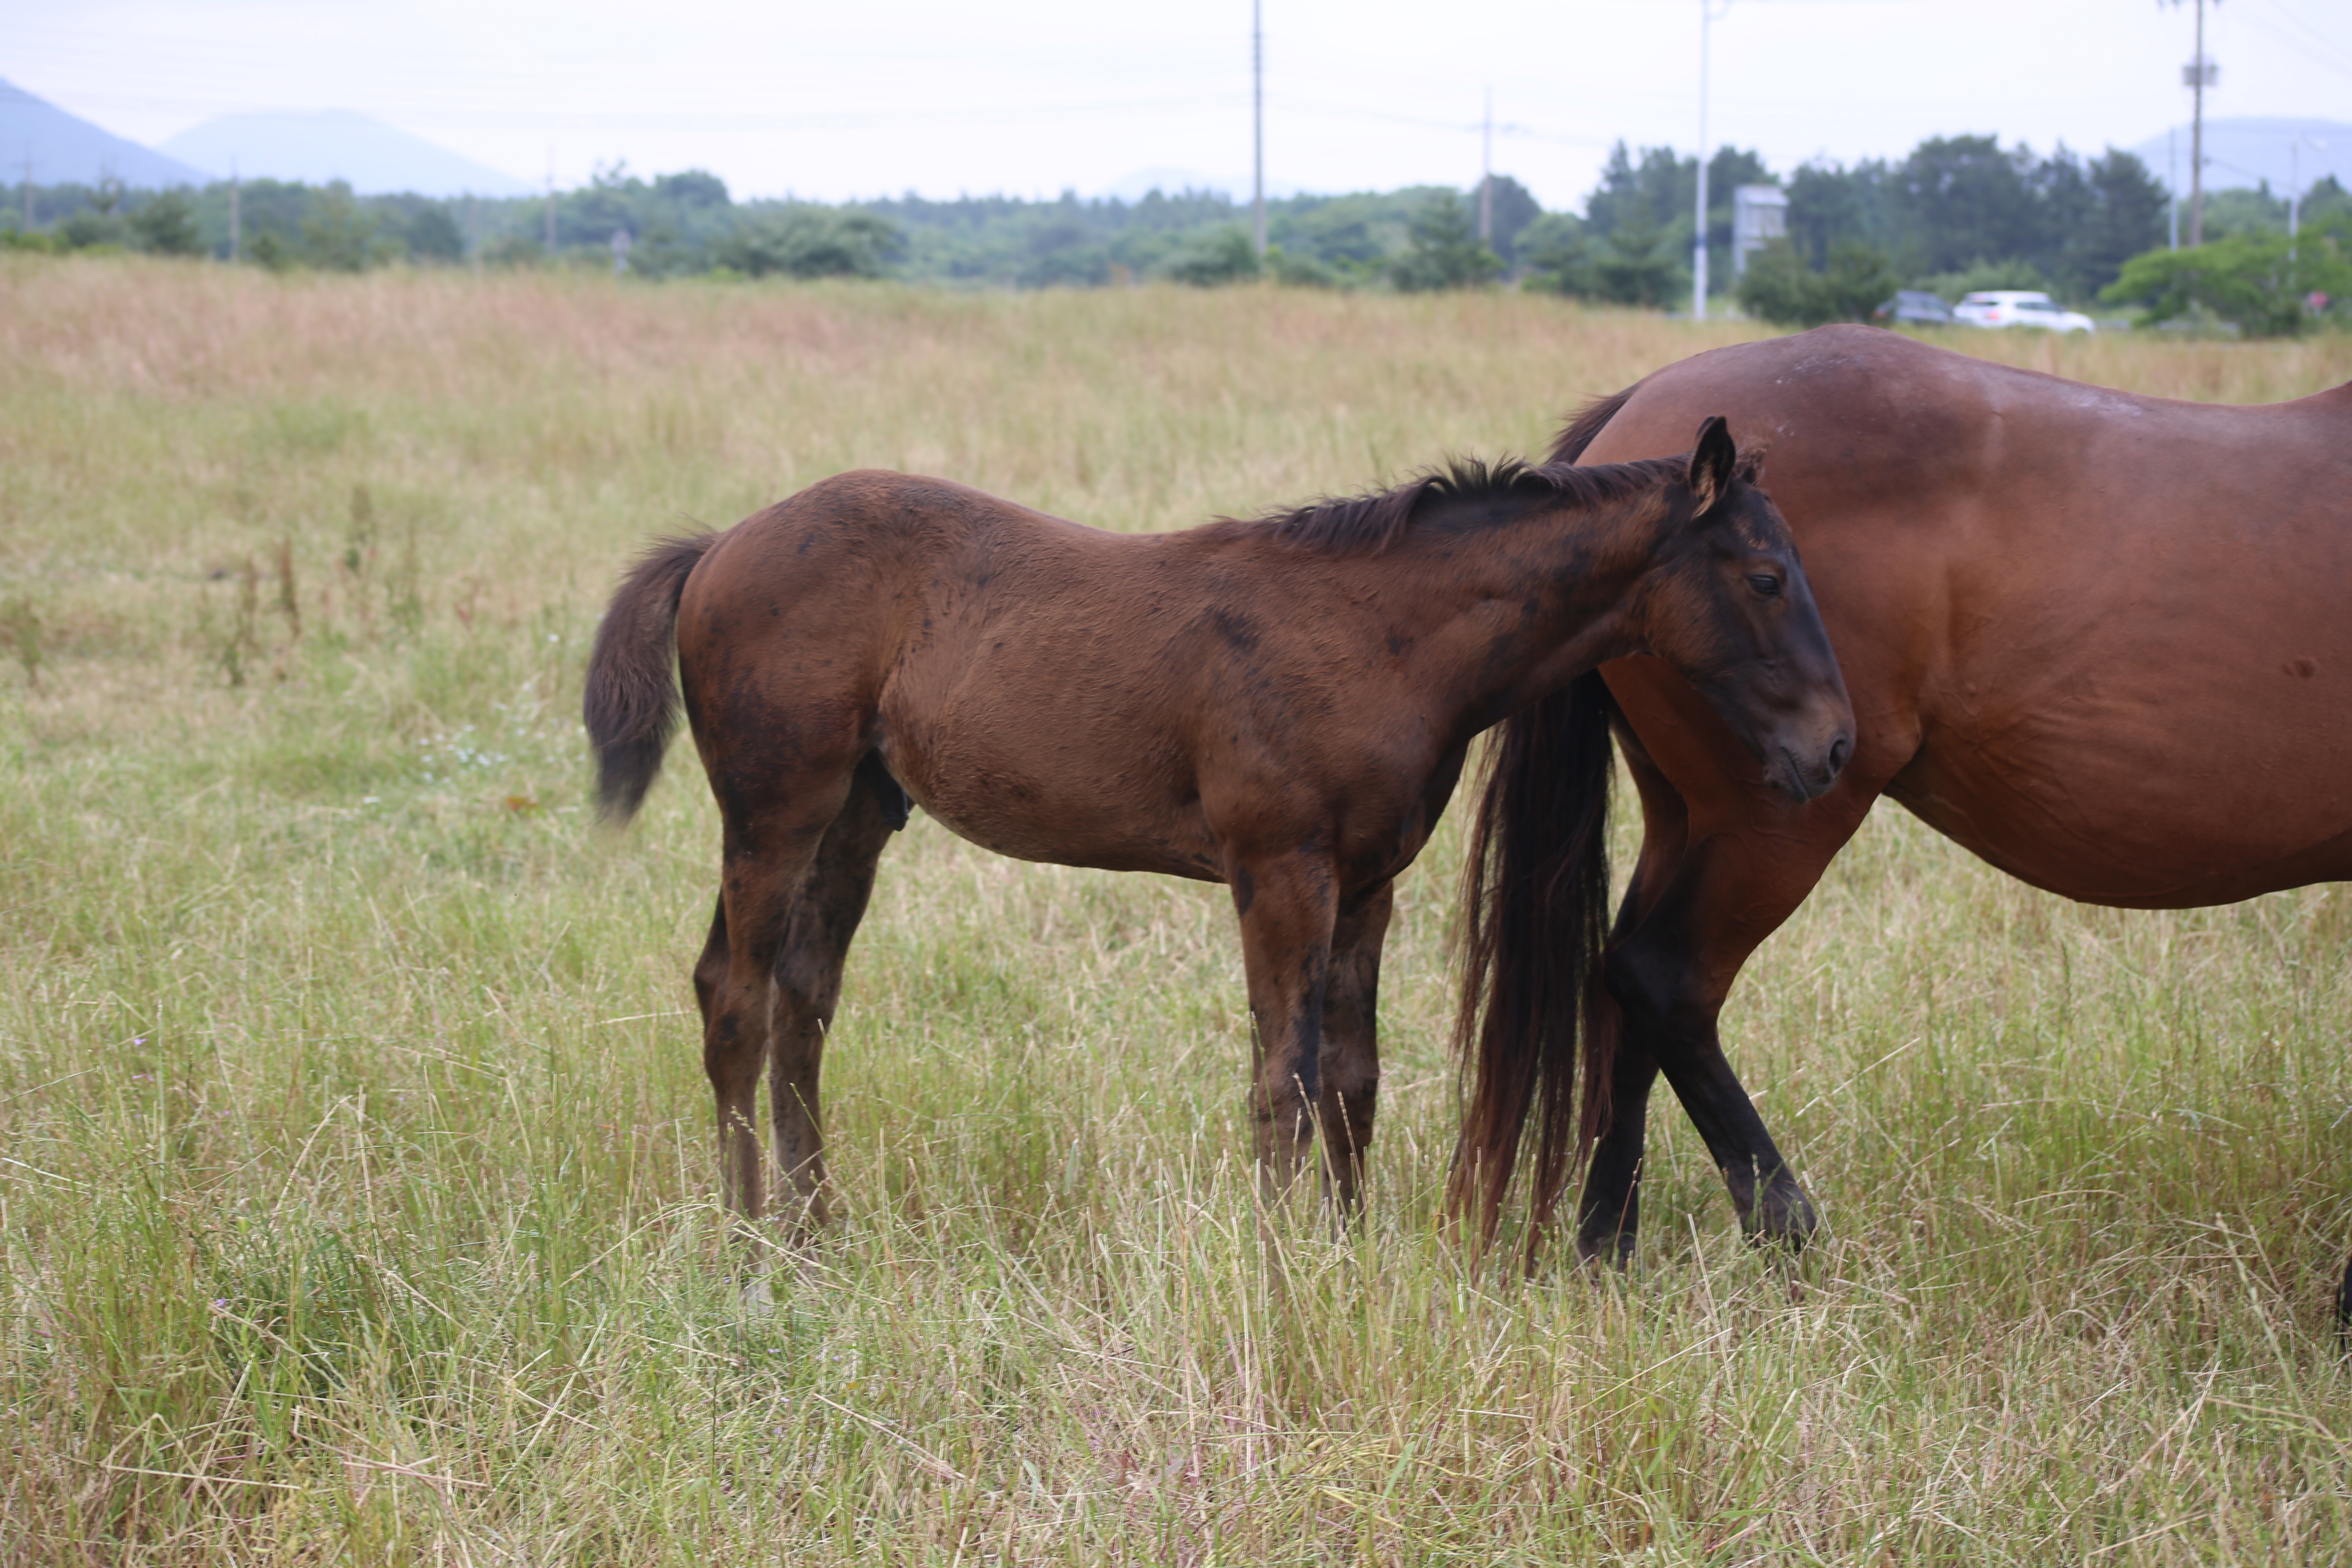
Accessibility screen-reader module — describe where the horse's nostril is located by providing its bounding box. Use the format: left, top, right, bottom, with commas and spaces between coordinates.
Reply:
1826, 733, 1853, 775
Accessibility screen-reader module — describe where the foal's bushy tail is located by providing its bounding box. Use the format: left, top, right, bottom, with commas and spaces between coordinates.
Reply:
1450, 670, 1619, 1261
583, 532, 717, 823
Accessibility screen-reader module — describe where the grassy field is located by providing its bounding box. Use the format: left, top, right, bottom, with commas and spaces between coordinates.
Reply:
4, 257, 2352, 1564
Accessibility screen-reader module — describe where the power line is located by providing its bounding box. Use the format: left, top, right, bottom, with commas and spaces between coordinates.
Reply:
2229, 0, 2352, 78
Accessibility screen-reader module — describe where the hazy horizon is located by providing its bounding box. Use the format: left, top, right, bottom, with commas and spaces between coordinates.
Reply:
11, 0, 2351, 208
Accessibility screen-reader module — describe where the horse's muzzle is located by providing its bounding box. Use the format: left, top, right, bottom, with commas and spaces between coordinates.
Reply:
1775, 728, 1852, 803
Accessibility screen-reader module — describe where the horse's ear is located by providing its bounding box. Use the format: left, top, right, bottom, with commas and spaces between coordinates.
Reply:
1688, 414, 1737, 514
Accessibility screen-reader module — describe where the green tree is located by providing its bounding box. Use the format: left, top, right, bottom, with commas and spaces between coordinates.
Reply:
1736, 240, 1901, 327
1588, 215, 1683, 307
298, 185, 388, 271
1263, 245, 1337, 287
714, 209, 903, 279
1581, 142, 1767, 296
129, 190, 203, 256
1787, 159, 1893, 268
1164, 226, 1260, 286
1477, 174, 1543, 265
2304, 176, 2352, 228
2101, 226, 2352, 337
2050, 149, 2167, 297
54, 209, 127, 250
1516, 211, 1593, 296
1585, 143, 1690, 242
1388, 191, 1502, 292
404, 203, 466, 263
1016, 200, 1110, 287
2196, 185, 2290, 240
247, 230, 293, 271
1891, 135, 2039, 275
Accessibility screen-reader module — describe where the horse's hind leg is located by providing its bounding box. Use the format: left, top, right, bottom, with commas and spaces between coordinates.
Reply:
695, 778, 858, 1225
766, 755, 900, 1241
1317, 880, 1393, 1214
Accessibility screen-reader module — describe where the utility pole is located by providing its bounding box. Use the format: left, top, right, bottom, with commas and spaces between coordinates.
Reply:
2287, 135, 2327, 265
2183, 0, 2215, 248
1479, 88, 1493, 245
1694, 0, 1727, 320
2167, 129, 2178, 249
2288, 136, 2325, 245
1251, 0, 1265, 259
229, 160, 241, 262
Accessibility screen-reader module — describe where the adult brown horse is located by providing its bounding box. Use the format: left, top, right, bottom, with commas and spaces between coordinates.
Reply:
584, 419, 1853, 1237
1454, 324, 2352, 1317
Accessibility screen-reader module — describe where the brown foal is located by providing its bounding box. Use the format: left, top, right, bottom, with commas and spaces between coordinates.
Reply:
584, 417, 1851, 1239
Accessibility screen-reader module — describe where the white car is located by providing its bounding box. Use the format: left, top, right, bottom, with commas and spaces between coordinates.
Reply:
1953, 290, 2094, 334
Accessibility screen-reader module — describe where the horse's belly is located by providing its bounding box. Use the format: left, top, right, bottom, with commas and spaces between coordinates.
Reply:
1888, 708, 2352, 907
884, 726, 1221, 881
913, 784, 1220, 880
1884, 532, 2352, 905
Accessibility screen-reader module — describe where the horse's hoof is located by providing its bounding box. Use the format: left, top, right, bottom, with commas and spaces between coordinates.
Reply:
1749, 1180, 1820, 1252
1574, 1227, 1638, 1269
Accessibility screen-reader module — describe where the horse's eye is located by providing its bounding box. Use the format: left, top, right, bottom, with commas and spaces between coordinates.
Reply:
1747, 573, 1782, 598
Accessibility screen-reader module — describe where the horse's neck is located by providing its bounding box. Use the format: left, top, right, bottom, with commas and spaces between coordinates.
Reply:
1391, 493, 1666, 713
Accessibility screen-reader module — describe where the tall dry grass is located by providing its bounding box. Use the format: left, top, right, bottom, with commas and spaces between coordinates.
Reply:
4, 256, 2352, 1564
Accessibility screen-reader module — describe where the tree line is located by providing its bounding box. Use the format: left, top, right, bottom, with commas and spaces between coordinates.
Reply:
7, 134, 2347, 335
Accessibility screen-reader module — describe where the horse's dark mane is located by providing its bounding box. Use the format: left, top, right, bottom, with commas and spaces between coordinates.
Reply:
1247, 452, 1687, 557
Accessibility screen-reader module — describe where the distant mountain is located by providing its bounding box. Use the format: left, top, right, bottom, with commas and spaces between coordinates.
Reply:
162, 111, 532, 197
2129, 117, 2352, 196
0, 78, 212, 188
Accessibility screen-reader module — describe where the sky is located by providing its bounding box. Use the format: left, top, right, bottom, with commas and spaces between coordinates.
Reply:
10, 0, 2352, 210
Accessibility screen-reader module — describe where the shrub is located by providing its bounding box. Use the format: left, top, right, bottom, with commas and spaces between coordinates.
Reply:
1524, 212, 1683, 309
247, 230, 292, 272
1736, 240, 1902, 327
1515, 212, 1591, 295
1265, 244, 1337, 288
713, 209, 904, 279
298, 187, 393, 272
54, 209, 128, 252
2101, 227, 2352, 337
1163, 227, 1261, 287
129, 191, 205, 256
405, 203, 467, 264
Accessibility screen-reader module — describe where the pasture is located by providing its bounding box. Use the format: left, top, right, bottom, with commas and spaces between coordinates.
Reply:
4, 257, 2351, 1564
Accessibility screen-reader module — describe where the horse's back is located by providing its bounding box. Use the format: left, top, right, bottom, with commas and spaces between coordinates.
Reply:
1584, 327, 2352, 906
671, 470, 1233, 876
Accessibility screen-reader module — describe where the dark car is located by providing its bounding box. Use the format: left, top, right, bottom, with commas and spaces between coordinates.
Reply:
1875, 290, 1954, 327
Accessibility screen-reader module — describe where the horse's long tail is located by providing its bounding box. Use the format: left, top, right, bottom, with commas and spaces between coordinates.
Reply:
1548, 385, 1636, 464
584, 532, 718, 824
1449, 670, 1619, 1261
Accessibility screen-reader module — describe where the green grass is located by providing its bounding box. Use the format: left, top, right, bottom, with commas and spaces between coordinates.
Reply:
5, 257, 2352, 1563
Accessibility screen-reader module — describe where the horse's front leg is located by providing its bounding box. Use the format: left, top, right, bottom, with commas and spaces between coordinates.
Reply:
1318, 879, 1393, 1215
1229, 852, 1340, 1207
